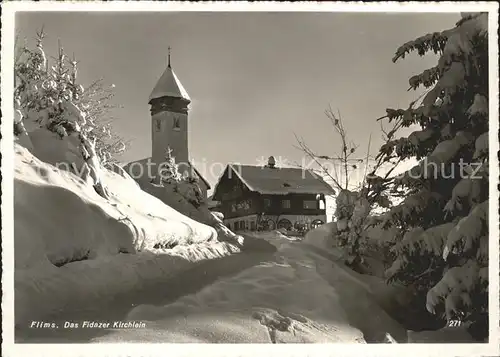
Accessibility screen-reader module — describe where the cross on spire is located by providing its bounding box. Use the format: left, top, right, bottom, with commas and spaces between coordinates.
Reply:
167, 46, 171, 68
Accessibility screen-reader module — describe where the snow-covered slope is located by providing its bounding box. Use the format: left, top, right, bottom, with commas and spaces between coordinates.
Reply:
14, 142, 241, 325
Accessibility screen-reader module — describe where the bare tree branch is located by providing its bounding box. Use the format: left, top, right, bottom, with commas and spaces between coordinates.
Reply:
293, 133, 343, 191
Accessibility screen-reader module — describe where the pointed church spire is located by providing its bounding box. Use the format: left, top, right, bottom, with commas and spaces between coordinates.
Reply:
148, 46, 190, 103
167, 46, 171, 68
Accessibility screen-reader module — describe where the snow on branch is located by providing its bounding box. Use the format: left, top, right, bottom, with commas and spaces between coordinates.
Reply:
392, 31, 449, 63
475, 235, 488, 266
408, 66, 441, 91
426, 259, 486, 320
381, 189, 444, 229
467, 94, 488, 118
443, 200, 488, 261
422, 62, 466, 117
472, 132, 488, 160
443, 167, 487, 218
395, 131, 474, 187
391, 222, 455, 258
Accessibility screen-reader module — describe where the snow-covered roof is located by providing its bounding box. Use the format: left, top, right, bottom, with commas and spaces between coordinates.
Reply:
212, 164, 335, 200
148, 65, 190, 103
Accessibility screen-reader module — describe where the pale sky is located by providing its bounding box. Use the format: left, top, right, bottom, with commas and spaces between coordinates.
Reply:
15, 11, 459, 189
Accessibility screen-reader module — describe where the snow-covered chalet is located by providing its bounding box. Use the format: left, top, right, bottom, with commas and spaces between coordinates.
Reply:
212, 156, 335, 232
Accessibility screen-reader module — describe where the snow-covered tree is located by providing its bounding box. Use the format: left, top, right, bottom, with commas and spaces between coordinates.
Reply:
378, 13, 489, 337
159, 147, 182, 185
76, 77, 129, 167
158, 147, 206, 209
14, 28, 127, 168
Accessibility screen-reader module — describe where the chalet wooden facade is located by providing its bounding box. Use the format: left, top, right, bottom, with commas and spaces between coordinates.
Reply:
212, 157, 335, 233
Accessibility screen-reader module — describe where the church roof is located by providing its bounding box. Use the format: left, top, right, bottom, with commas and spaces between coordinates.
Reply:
188, 162, 212, 190
212, 164, 335, 200
148, 62, 190, 103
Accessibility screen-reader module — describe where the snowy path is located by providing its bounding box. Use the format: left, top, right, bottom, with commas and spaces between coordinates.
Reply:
16, 234, 406, 343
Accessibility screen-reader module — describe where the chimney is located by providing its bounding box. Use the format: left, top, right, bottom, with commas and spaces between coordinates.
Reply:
267, 156, 276, 168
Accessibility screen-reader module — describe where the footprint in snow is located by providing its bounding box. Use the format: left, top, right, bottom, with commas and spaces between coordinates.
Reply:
251, 308, 308, 343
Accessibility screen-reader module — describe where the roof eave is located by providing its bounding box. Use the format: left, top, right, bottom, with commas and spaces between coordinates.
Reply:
192, 166, 211, 190
212, 164, 256, 201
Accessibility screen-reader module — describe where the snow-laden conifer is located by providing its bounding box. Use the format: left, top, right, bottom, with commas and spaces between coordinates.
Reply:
379, 13, 489, 335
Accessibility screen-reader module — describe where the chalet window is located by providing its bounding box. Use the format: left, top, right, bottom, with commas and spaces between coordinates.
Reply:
264, 198, 272, 208
282, 199, 291, 209
236, 199, 251, 211
277, 218, 292, 230
173, 117, 181, 130
311, 219, 324, 229
303, 200, 317, 209
155, 119, 161, 132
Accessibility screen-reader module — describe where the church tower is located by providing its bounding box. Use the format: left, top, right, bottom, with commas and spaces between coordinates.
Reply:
148, 47, 190, 174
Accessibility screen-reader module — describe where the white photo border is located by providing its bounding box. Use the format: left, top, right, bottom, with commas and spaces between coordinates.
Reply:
1, 2, 499, 357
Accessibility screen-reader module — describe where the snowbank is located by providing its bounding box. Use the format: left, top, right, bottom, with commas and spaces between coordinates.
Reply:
14, 143, 242, 325
124, 160, 245, 245
302, 222, 339, 251
139, 181, 211, 225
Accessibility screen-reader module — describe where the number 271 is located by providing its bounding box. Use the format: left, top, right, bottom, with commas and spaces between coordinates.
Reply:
448, 320, 462, 327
